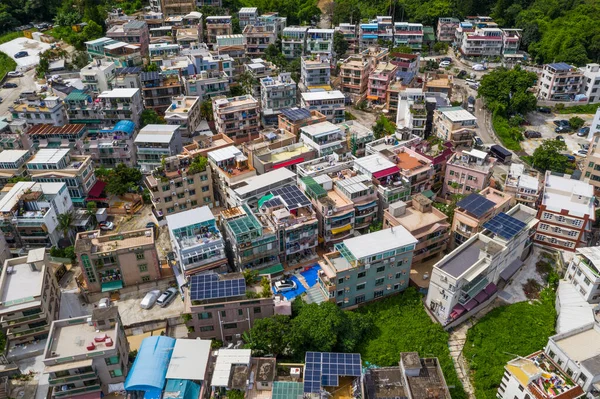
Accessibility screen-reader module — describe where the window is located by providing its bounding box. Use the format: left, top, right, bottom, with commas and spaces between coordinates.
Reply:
566, 368, 573, 377
394, 283, 400, 290
136, 253, 145, 260
238, 309, 243, 316
355, 295, 365, 304
198, 312, 212, 319
579, 373, 587, 383
223, 322, 237, 329
548, 350, 555, 358
138, 264, 148, 272
395, 272, 401, 279
105, 355, 119, 365
109, 369, 123, 378
375, 277, 384, 286
518, 385, 524, 392
220, 310, 226, 317
357, 271, 367, 278
376, 266, 385, 273
200, 325, 214, 332
338, 278, 344, 284
356, 283, 366, 291
141, 276, 150, 282
374, 290, 384, 298
254, 307, 261, 314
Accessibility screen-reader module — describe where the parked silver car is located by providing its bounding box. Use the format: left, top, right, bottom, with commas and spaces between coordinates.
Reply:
140, 290, 161, 309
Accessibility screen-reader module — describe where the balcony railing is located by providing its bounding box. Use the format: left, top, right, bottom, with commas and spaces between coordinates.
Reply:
49, 372, 97, 385
54, 384, 101, 397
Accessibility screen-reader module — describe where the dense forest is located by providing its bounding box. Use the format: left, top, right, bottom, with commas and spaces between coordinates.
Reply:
1, 0, 598, 65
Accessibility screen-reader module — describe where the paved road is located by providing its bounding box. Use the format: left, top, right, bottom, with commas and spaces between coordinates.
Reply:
0, 68, 37, 114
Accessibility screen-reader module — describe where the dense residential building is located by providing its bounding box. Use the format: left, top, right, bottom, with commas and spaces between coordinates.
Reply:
238, 7, 258, 29
10, 96, 67, 127
0, 182, 73, 250
26, 149, 96, 207
206, 16, 232, 44
246, 140, 317, 175
393, 22, 424, 50
134, 124, 183, 173
459, 27, 504, 58
43, 308, 129, 398
278, 108, 327, 137
300, 91, 345, 124
106, 20, 150, 56
451, 189, 514, 248
504, 163, 541, 208
184, 272, 275, 342
140, 72, 183, 114
538, 63, 584, 102
433, 106, 477, 147
501, 29, 521, 56
500, 325, 600, 399
388, 146, 433, 195
167, 206, 228, 276
80, 61, 116, 93
300, 121, 346, 157
0, 248, 60, 348
383, 194, 449, 265
85, 37, 144, 68
581, 63, 600, 103
243, 25, 276, 57
336, 23, 358, 54
158, 0, 195, 15
305, 29, 334, 57
207, 146, 256, 207
65, 88, 144, 129
565, 247, 600, 304
534, 171, 595, 251
183, 70, 230, 101
300, 55, 332, 91
339, 54, 373, 101
426, 204, 538, 325
213, 95, 261, 144
359, 17, 393, 49
441, 149, 495, 199
83, 120, 137, 168
318, 227, 417, 309
164, 95, 202, 143
229, 168, 296, 208
114, 66, 142, 89
260, 73, 297, 126
395, 88, 428, 137
75, 228, 161, 293
214, 35, 246, 72
0, 150, 30, 187
367, 62, 398, 104
282, 26, 308, 59
338, 120, 374, 157
389, 52, 420, 73
145, 152, 214, 218
437, 17, 460, 42
423, 73, 454, 98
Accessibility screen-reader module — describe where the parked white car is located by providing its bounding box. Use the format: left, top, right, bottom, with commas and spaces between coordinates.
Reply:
7, 71, 23, 78
140, 290, 161, 309
439, 60, 451, 68
274, 279, 297, 292
472, 64, 486, 71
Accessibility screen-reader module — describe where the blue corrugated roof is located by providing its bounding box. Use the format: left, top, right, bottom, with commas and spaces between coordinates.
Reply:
548, 62, 573, 71
112, 120, 136, 136
164, 379, 201, 399
125, 336, 175, 398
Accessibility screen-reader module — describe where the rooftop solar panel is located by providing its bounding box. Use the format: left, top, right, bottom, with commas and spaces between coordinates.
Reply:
271, 185, 311, 210
262, 196, 284, 209
303, 352, 362, 394
457, 193, 495, 218
190, 273, 246, 301
280, 108, 311, 122
483, 212, 527, 240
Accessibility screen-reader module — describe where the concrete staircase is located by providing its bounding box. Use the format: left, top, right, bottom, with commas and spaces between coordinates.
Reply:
305, 286, 327, 304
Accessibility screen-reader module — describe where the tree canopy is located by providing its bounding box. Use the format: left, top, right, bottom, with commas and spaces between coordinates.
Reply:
140, 109, 166, 127
531, 139, 569, 173
477, 66, 537, 117
97, 163, 142, 196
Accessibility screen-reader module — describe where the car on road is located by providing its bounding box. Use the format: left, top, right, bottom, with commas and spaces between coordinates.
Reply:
578, 127, 590, 137
553, 119, 569, 127
566, 155, 576, 162
275, 279, 297, 292
472, 64, 487, 71
140, 290, 161, 309
538, 106, 552, 114
573, 149, 588, 157
0, 97, 2, 104
439, 60, 451, 68
14, 51, 28, 58
457, 70, 468, 79
99, 221, 114, 230
156, 287, 178, 307
473, 135, 484, 148
581, 143, 590, 151
524, 130, 542, 139
146, 222, 158, 237
555, 126, 571, 133
556, 135, 565, 141
6, 71, 23, 78
2, 83, 17, 88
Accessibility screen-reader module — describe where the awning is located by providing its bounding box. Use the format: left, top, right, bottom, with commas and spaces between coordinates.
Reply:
484, 282, 497, 296
450, 303, 466, 318
373, 167, 400, 179
331, 224, 352, 235
500, 258, 524, 281
71, 197, 86, 203
273, 157, 304, 170
366, 95, 380, 100
258, 194, 274, 208
356, 201, 377, 211
421, 190, 434, 199
464, 298, 478, 311
101, 280, 123, 292
474, 290, 489, 304
258, 263, 284, 275
88, 180, 107, 199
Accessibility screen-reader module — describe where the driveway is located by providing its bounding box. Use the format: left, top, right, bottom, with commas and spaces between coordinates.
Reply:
522, 111, 593, 156
0, 37, 52, 69
112, 289, 185, 327
0, 68, 38, 113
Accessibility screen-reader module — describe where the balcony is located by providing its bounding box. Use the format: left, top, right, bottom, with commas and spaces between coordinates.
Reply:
54, 384, 102, 398
49, 372, 97, 385
1, 312, 44, 327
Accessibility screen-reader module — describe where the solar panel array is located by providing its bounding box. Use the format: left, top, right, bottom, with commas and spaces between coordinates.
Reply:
303, 352, 362, 394
457, 193, 496, 218
483, 212, 527, 240
190, 274, 246, 301
262, 196, 284, 209
271, 186, 311, 210
281, 108, 311, 122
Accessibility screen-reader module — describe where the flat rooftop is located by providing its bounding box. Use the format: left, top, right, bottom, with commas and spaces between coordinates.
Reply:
342, 226, 417, 260
542, 173, 594, 218
75, 229, 154, 254
46, 317, 117, 359
98, 88, 139, 98
437, 237, 486, 278
233, 168, 295, 197
0, 150, 29, 164
0, 257, 45, 312
554, 326, 600, 363
301, 91, 344, 102
166, 206, 214, 231
439, 106, 476, 122
27, 148, 69, 165
135, 125, 178, 144
390, 203, 447, 234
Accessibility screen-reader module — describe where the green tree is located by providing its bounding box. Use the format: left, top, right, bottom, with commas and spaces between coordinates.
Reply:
393, 45, 413, 54
200, 100, 213, 121
57, 211, 74, 243
333, 31, 349, 59
143, 62, 159, 72
373, 115, 396, 139
569, 116, 585, 130
105, 163, 142, 196
531, 139, 568, 173
86, 201, 98, 225
238, 71, 257, 96
433, 41, 448, 54
243, 315, 291, 356
227, 390, 245, 399
140, 109, 165, 127
478, 66, 537, 117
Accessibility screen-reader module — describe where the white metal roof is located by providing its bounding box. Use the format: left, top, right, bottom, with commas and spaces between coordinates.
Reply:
354, 154, 396, 174
518, 174, 539, 190
542, 174, 594, 217
166, 206, 214, 231
0, 182, 65, 212
234, 168, 295, 196
135, 125, 179, 144
300, 121, 340, 138
342, 226, 417, 260
441, 107, 476, 122
556, 280, 595, 334
301, 91, 344, 102
28, 148, 70, 164
211, 349, 252, 387
239, 7, 258, 12
98, 88, 139, 98
0, 150, 29, 164
463, 149, 487, 159
165, 339, 212, 381
336, 175, 370, 194
208, 146, 242, 163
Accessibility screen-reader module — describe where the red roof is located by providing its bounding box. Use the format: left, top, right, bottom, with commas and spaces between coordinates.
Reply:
26, 124, 86, 136
272, 157, 304, 169
87, 180, 107, 199
372, 166, 400, 179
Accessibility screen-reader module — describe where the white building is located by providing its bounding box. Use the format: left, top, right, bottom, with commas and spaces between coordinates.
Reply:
565, 247, 600, 304
238, 7, 258, 29
164, 95, 202, 143
260, 73, 297, 126
581, 63, 600, 104
80, 61, 116, 94
300, 55, 331, 90
134, 124, 183, 172
183, 70, 230, 101
396, 88, 427, 137
300, 91, 345, 124
230, 167, 296, 208
426, 204, 538, 325
167, 206, 228, 277
10, 97, 67, 127
306, 29, 334, 57
300, 121, 345, 157
282, 26, 308, 59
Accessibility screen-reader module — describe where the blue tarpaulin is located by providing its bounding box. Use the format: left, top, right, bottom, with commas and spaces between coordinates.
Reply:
125, 336, 175, 399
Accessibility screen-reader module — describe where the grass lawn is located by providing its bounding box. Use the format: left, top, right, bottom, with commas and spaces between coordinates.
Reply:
0, 31, 24, 45
463, 288, 556, 399
0, 52, 17, 81
355, 288, 467, 399
555, 103, 600, 114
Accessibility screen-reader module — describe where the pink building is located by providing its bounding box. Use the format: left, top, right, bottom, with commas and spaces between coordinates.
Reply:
106, 20, 150, 57
442, 149, 495, 199
367, 62, 398, 104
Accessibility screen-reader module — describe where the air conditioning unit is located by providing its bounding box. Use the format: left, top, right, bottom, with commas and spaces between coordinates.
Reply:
364, 264, 370, 269
439, 288, 445, 294
170, 180, 175, 185
185, 188, 189, 192
390, 257, 395, 262
383, 259, 388, 264
235, 334, 241, 338
174, 202, 179, 207
187, 199, 191, 203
